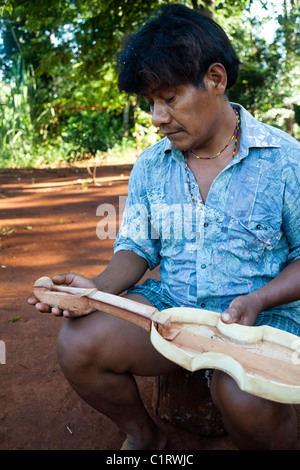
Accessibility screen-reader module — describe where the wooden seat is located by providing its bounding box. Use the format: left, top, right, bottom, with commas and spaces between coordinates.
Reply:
153, 368, 225, 436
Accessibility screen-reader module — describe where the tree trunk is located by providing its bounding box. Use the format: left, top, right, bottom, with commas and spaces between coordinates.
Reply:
282, 0, 297, 136
285, 104, 295, 136
123, 107, 129, 136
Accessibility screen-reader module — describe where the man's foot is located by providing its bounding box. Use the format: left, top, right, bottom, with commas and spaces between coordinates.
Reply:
120, 427, 167, 450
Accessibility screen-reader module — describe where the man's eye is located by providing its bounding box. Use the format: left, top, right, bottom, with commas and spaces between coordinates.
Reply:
165, 96, 175, 104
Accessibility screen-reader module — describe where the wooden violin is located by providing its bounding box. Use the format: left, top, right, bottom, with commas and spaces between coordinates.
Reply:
33, 276, 300, 405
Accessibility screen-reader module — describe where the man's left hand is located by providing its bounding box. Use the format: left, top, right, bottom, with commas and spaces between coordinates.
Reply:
221, 294, 262, 326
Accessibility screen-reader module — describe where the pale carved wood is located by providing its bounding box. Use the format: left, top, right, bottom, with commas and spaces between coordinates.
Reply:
33, 276, 300, 404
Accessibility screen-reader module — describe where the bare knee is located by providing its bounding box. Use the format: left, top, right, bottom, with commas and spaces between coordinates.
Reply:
211, 370, 297, 450
57, 315, 98, 380
56, 311, 120, 379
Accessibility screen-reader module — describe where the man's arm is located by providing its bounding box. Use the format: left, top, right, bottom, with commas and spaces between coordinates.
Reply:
221, 258, 300, 326
92, 250, 149, 294
28, 250, 149, 317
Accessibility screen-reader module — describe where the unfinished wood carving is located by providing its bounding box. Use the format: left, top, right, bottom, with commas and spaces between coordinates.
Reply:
33, 276, 300, 404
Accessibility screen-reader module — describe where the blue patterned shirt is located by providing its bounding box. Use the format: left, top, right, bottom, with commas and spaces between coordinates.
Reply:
114, 103, 300, 326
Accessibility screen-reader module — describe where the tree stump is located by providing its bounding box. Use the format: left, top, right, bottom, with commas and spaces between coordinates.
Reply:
153, 369, 225, 436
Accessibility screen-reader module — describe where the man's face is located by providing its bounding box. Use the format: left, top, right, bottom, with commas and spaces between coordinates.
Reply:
145, 80, 223, 153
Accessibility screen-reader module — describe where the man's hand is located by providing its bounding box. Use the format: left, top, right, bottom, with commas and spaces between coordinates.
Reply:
221, 259, 300, 327
220, 293, 262, 327
28, 273, 97, 318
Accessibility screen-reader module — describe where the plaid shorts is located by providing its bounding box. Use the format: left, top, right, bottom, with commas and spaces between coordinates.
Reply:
128, 278, 300, 337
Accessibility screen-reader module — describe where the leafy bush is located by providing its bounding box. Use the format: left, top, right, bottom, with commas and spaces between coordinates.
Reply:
59, 109, 125, 157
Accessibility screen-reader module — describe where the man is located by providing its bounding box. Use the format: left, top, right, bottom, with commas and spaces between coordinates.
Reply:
28, 4, 300, 449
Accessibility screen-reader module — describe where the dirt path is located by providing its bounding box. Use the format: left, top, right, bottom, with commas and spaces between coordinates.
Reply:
0, 165, 299, 450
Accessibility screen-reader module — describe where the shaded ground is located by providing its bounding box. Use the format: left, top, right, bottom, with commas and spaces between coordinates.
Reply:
0, 164, 299, 451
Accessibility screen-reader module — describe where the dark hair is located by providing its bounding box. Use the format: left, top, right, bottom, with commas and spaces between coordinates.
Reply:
117, 3, 240, 95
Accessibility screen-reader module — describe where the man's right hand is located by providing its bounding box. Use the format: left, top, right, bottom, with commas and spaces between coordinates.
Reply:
28, 272, 97, 318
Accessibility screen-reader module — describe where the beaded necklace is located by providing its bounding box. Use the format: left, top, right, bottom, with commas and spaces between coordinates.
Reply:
184, 109, 240, 206
189, 109, 240, 160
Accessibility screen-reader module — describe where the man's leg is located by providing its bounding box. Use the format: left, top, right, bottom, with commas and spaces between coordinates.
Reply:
211, 370, 297, 450
56, 293, 180, 450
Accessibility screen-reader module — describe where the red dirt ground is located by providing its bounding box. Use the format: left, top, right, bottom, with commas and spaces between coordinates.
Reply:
0, 164, 299, 451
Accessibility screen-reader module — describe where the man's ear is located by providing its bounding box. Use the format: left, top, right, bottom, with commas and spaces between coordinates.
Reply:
204, 63, 227, 95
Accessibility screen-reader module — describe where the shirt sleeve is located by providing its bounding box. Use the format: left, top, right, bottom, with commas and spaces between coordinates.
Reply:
282, 147, 300, 263
114, 159, 161, 270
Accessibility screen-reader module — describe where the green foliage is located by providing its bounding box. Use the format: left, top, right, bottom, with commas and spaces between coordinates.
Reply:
223, 0, 300, 136
0, 0, 299, 169
0, 57, 34, 143
59, 109, 125, 156
0, 139, 72, 169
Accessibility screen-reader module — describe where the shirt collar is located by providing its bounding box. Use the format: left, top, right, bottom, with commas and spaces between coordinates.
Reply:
232, 103, 280, 157
163, 138, 183, 162
163, 102, 281, 162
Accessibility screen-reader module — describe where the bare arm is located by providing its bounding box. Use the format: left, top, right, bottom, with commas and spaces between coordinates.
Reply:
221, 258, 300, 326
92, 250, 149, 294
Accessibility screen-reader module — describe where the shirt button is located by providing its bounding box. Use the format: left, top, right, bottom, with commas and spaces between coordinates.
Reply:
201, 264, 206, 269
201, 303, 206, 308
204, 222, 208, 227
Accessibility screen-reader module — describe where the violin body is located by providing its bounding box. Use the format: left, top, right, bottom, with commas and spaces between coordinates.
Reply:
153, 308, 300, 404
33, 277, 300, 404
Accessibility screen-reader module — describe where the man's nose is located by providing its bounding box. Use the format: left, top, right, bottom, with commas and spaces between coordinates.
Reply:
151, 102, 171, 128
